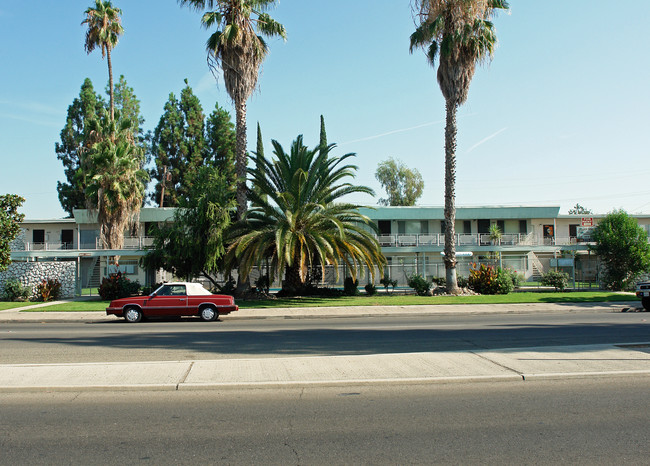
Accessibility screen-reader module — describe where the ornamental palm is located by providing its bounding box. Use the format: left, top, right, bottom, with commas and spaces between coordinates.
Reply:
410, 0, 508, 293
82, 0, 124, 122
227, 136, 385, 294
179, 0, 286, 221
83, 109, 148, 250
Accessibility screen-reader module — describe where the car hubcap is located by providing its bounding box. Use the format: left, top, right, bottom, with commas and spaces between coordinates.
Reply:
126, 309, 138, 321
202, 308, 215, 320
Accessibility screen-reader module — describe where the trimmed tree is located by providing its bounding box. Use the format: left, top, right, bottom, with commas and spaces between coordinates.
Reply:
227, 135, 386, 294
0, 195, 25, 272
375, 157, 424, 206
179, 0, 286, 221
410, 0, 508, 293
590, 210, 650, 291
82, 0, 124, 122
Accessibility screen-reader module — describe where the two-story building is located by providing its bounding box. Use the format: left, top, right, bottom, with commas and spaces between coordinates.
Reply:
6, 205, 650, 295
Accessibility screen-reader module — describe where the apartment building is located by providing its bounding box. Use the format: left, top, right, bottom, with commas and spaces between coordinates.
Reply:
8, 205, 650, 293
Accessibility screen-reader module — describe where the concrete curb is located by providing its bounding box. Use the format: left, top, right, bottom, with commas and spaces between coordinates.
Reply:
0, 301, 642, 323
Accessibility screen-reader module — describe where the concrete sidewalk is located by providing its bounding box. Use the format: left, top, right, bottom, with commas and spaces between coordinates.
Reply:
2, 343, 649, 392
0, 300, 642, 323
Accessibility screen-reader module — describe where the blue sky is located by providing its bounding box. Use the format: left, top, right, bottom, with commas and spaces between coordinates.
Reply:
1, 0, 649, 219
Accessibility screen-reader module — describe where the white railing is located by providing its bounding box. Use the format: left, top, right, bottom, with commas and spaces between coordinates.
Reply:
374, 233, 594, 248
18, 237, 155, 252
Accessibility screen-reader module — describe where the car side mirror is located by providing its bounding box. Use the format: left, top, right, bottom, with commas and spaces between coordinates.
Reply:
149, 292, 157, 297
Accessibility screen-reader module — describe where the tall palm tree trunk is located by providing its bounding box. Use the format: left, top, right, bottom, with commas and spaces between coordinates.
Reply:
234, 98, 248, 221
107, 48, 115, 122
444, 98, 459, 294
234, 98, 250, 295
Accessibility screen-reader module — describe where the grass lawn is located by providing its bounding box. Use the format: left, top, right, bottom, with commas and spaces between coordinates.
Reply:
18, 291, 638, 312
0, 302, 44, 311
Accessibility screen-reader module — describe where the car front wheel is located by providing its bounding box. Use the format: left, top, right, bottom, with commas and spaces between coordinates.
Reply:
642, 297, 650, 311
199, 306, 218, 322
124, 306, 142, 323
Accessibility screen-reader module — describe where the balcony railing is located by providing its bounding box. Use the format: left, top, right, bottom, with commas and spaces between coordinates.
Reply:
375, 233, 593, 248
18, 237, 156, 252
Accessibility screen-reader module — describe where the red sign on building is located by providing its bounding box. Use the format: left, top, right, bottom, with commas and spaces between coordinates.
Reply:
581, 217, 594, 227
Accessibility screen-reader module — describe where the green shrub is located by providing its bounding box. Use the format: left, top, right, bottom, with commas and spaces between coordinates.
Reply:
431, 276, 446, 287
380, 276, 397, 294
255, 274, 270, 294
468, 264, 514, 295
36, 278, 62, 302
98, 273, 141, 301
456, 275, 469, 289
216, 277, 236, 296
541, 270, 569, 291
1, 278, 31, 301
407, 273, 431, 296
364, 283, 377, 296
343, 277, 359, 296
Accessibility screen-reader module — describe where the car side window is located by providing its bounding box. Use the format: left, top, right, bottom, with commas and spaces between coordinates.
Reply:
171, 285, 186, 296
157, 285, 172, 296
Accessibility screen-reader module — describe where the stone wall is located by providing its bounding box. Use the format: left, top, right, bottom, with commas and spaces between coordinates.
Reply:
0, 261, 76, 299
9, 228, 26, 251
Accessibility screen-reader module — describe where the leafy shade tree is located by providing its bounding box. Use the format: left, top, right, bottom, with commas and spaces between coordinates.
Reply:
56, 78, 104, 216
82, 0, 124, 121
180, 0, 287, 220
141, 166, 235, 285
150, 81, 206, 207
568, 203, 592, 215
0, 195, 25, 272
410, 0, 509, 293
590, 210, 650, 291
227, 135, 386, 294
375, 157, 424, 206
83, 109, 149, 250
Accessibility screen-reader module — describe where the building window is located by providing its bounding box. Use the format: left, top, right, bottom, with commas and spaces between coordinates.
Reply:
463, 220, 471, 234
543, 225, 554, 238
61, 229, 73, 249
497, 220, 505, 233
477, 219, 490, 234
398, 221, 406, 234
420, 220, 429, 234
33, 229, 45, 244
377, 220, 391, 235
519, 220, 527, 234
569, 224, 579, 238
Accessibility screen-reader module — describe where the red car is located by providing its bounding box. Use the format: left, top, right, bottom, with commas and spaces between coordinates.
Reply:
106, 282, 238, 323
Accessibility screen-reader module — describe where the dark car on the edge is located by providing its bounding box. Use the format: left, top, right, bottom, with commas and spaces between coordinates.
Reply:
106, 282, 238, 323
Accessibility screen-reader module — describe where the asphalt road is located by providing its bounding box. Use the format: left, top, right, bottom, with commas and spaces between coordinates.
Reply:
2, 377, 649, 465
1, 311, 649, 364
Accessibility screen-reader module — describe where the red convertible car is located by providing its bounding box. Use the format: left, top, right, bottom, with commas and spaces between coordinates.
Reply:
106, 282, 238, 323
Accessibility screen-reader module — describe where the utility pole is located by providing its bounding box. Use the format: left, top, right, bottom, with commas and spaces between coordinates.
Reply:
159, 165, 168, 207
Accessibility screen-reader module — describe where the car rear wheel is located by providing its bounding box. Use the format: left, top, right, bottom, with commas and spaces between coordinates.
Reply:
124, 306, 142, 323
642, 297, 650, 311
199, 306, 218, 322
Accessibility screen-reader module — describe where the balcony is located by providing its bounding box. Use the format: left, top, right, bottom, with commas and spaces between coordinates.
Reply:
17, 236, 156, 252
374, 233, 594, 248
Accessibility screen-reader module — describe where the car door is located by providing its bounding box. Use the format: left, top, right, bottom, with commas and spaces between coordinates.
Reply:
143, 284, 188, 316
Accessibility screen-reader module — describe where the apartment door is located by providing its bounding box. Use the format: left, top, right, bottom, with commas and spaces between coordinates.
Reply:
61, 229, 73, 249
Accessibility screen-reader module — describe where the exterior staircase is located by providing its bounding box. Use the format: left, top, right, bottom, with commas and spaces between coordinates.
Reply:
528, 252, 544, 281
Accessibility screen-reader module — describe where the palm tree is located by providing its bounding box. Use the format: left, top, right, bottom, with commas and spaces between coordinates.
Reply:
227, 136, 386, 294
410, 0, 508, 294
82, 0, 124, 122
83, 109, 149, 251
179, 0, 286, 221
